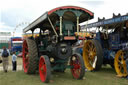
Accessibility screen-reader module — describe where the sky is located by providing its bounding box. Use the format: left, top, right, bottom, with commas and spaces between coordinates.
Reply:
0, 0, 128, 37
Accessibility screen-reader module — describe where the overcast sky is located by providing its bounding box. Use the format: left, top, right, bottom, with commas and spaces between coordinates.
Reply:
0, 0, 128, 37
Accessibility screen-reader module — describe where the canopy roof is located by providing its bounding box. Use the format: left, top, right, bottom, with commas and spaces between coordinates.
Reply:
23, 6, 94, 33
81, 14, 128, 29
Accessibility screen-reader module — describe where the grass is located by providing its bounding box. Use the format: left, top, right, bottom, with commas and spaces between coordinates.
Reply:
0, 65, 128, 85
0, 57, 128, 85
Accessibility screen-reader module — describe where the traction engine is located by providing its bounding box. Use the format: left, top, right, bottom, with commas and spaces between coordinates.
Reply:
82, 13, 128, 77
22, 6, 94, 83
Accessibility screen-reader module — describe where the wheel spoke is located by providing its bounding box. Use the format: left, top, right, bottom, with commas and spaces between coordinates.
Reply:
91, 44, 94, 51
90, 56, 94, 62
92, 47, 96, 52
119, 65, 122, 71
23, 40, 29, 73
122, 62, 127, 74
88, 56, 92, 61
41, 64, 46, 75
84, 49, 89, 53
70, 54, 84, 79
73, 68, 80, 78
76, 70, 80, 75
121, 55, 125, 62
93, 53, 96, 56
118, 59, 121, 64
120, 52, 127, 74
87, 43, 92, 50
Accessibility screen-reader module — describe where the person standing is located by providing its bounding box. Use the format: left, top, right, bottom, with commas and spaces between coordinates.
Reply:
1, 46, 10, 72
12, 52, 17, 71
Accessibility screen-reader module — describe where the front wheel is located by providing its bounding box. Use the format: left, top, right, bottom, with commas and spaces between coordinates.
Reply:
70, 53, 85, 79
114, 50, 128, 77
83, 40, 103, 71
39, 55, 51, 83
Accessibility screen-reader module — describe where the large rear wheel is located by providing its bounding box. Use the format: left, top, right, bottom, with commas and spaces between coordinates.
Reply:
22, 38, 38, 74
114, 50, 128, 77
39, 55, 51, 83
70, 53, 85, 79
83, 40, 103, 71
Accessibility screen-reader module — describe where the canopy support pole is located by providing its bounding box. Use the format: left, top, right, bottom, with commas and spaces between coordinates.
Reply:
60, 16, 63, 36
48, 17, 58, 37
77, 16, 79, 34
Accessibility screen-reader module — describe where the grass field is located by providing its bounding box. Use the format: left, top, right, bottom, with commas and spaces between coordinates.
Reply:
0, 57, 128, 85
0, 66, 128, 85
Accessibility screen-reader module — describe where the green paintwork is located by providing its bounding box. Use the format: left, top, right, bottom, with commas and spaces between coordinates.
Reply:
52, 59, 74, 71
55, 9, 83, 17
62, 21, 75, 36
39, 38, 48, 51
55, 10, 66, 16
72, 10, 83, 17
55, 20, 75, 36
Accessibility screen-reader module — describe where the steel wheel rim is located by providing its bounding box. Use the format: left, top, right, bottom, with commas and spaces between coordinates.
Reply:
39, 56, 47, 82
70, 55, 81, 79
23, 40, 29, 73
83, 40, 96, 71
114, 50, 128, 77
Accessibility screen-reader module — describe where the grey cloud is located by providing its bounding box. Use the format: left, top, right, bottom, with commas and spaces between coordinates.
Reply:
1, 9, 32, 27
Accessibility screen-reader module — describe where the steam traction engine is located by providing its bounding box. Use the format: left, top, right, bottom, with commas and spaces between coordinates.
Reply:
22, 6, 94, 83
82, 13, 128, 77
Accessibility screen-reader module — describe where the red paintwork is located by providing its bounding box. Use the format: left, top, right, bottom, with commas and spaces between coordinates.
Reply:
39, 56, 47, 82
70, 55, 81, 79
78, 37, 86, 40
23, 40, 29, 73
48, 6, 93, 16
64, 36, 76, 40
12, 38, 22, 41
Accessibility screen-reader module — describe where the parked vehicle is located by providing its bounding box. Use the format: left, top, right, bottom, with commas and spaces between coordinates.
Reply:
22, 6, 94, 83
82, 13, 128, 77
9, 37, 23, 55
